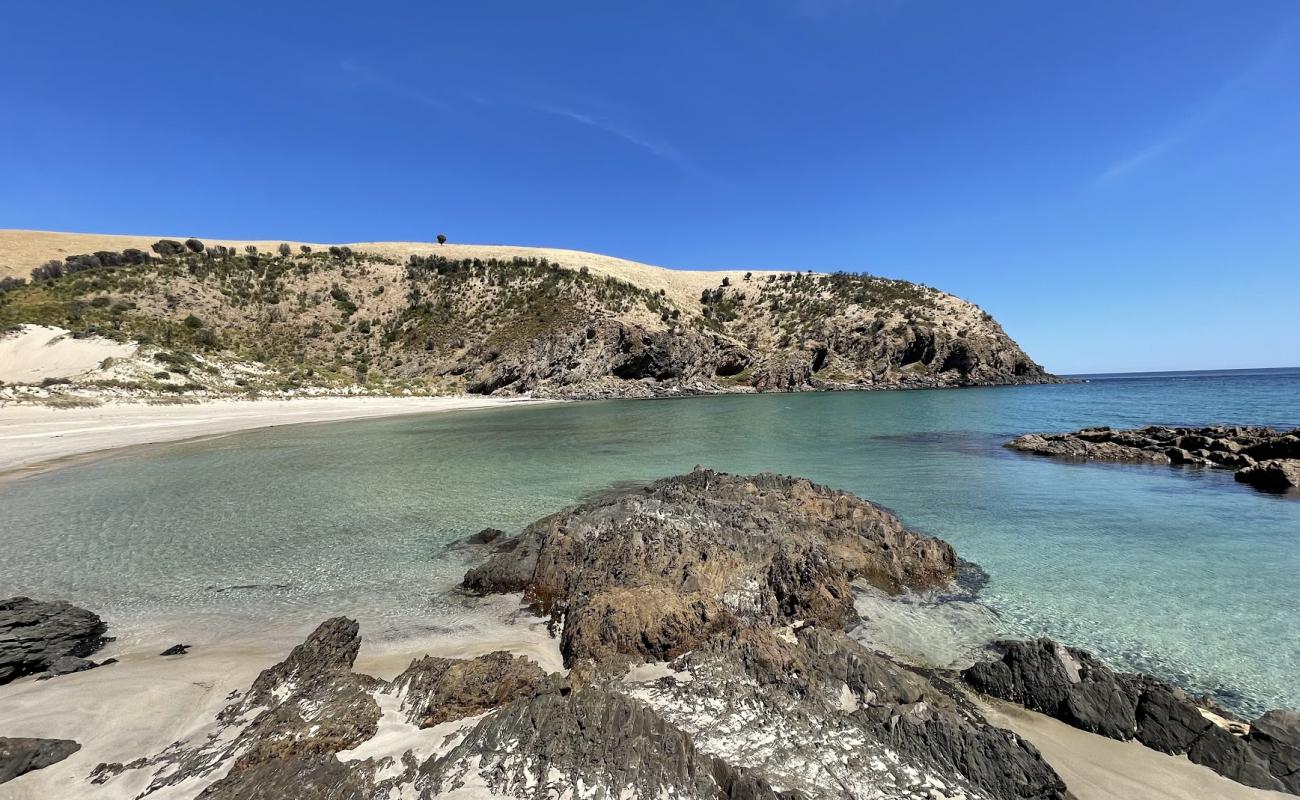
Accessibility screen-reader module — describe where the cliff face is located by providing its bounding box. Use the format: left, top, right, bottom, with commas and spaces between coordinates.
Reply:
0, 233, 1053, 398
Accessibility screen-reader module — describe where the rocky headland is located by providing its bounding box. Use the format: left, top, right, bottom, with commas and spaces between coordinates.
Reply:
0, 230, 1054, 402
6, 469, 1297, 798
1007, 425, 1300, 493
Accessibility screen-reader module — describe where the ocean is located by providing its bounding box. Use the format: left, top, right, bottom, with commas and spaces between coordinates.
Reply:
1, 368, 1297, 715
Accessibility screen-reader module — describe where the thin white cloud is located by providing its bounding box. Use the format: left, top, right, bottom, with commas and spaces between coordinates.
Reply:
339, 58, 446, 111
529, 102, 685, 166
1094, 15, 1299, 187
1094, 138, 1178, 186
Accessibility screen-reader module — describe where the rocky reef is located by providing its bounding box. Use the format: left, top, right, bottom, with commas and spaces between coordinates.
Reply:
88, 470, 1069, 799
48, 468, 1300, 798
963, 638, 1300, 795
0, 596, 111, 684
1007, 425, 1300, 493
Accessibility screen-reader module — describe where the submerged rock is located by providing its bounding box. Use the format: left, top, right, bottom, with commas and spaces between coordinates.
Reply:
963, 637, 1300, 795
0, 737, 81, 785
1007, 425, 1300, 495
0, 597, 108, 685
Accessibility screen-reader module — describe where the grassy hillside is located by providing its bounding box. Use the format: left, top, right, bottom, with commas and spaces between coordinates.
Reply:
0, 231, 1052, 399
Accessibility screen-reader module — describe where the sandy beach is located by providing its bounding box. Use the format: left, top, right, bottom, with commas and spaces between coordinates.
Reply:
0, 395, 543, 477
0, 595, 562, 800
977, 698, 1293, 800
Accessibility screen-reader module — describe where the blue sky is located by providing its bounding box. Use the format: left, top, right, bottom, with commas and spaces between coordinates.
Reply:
3, 2, 1298, 374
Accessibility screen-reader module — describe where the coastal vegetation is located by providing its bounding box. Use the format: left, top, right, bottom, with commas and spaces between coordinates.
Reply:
0, 234, 1050, 401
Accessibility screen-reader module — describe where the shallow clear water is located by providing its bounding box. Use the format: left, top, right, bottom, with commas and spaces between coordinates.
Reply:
1, 368, 1297, 714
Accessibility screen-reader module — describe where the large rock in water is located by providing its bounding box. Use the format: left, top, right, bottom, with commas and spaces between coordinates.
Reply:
0, 597, 108, 684
1235, 459, 1300, 491
94, 472, 1070, 800
464, 468, 958, 665
0, 737, 81, 785
963, 638, 1300, 795
1007, 425, 1300, 496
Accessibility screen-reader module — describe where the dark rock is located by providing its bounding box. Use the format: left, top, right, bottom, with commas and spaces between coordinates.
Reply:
1243, 435, 1300, 461
464, 469, 958, 666
870, 702, 1067, 800
965, 637, 1300, 795
464, 527, 504, 545
0, 737, 81, 785
1247, 710, 1300, 794
1235, 459, 1300, 491
160, 644, 190, 656
962, 639, 1138, 740
418, 680, 787, 800
1188, 724, 1283, 792
1128, 676, 1213, 754
46, 655, 98, 676
646, 628, 1066, 800
1008, 425, 1300, 496
388, 651, 546, 728
110, 617, 384, 799
0, 597, 108, 685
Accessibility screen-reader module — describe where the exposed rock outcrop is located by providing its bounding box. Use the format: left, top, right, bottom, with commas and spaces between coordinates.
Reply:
388, 651, 546, 728
92, 471, 1074, 799
418, 678, 789, 800
1007, 425, 1300, 494
464, 468, 958, 665
0, 597, 108, 684
963, 638, 1300, 794
0, 737, 81, 785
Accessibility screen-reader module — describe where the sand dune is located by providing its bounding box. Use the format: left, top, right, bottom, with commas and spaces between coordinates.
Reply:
0, 325, 137, 384
0, 229, 793, 312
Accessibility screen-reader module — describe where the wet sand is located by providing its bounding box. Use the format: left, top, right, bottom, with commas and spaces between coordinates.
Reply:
0, 395, 542, 477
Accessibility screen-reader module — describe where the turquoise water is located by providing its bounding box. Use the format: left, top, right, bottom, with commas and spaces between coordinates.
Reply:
1, 369, 1297, 715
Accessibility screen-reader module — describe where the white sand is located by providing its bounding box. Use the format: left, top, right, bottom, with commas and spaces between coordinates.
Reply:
0, 395, 542, 476
0, 325, 137, 384
977, 697, 1293, 800
0, 597, 561, 799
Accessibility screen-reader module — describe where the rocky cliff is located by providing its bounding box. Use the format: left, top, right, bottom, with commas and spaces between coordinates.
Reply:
0, 231, 1053, 399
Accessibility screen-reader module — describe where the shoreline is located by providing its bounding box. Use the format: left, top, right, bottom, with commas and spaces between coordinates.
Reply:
2, 599, 1286, 800
0, 395, 547, 479
0, 595, 562, 800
